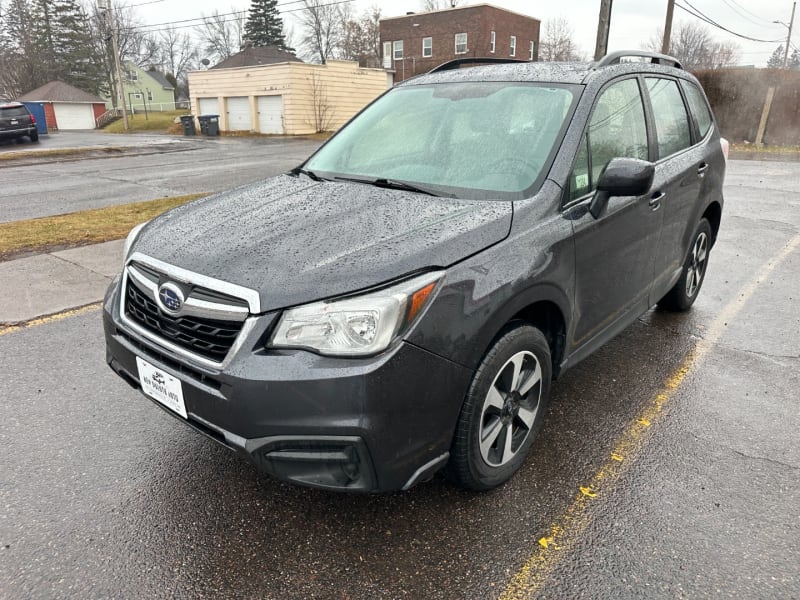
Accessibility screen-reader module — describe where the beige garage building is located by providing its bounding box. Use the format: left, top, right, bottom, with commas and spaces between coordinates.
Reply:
188, 59, 393, 135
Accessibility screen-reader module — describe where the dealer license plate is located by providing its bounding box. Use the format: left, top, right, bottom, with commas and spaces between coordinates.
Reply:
136, 357, 187, 419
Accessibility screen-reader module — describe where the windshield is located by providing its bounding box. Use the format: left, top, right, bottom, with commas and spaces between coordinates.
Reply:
305, 81, 577, 199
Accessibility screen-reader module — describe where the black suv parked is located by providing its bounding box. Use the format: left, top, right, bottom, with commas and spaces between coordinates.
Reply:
0, 102, 39, 143
104, 51, 726, 492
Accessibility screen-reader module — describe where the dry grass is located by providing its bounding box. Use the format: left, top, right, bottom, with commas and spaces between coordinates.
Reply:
0, 193, 207, 261
0, 147, 109, 161
104, 110, 190, 134
730, 143, 800, 154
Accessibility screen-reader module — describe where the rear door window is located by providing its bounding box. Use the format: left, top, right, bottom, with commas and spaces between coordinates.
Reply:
645, 78, 692, 159
680, 80, 713, 138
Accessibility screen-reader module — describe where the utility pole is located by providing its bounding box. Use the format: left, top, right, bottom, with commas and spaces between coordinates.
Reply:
101, 0, 128, 130
782, 1, 796, 68
594, 0, 613, 60
662, 0, 676, 55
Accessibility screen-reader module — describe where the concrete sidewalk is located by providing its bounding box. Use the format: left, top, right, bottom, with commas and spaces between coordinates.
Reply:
0, 240, 123, 324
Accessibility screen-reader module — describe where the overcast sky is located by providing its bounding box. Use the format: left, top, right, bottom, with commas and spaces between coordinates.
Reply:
137, 0, 797, 66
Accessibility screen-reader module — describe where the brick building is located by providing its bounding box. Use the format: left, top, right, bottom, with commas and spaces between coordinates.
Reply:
379, 4, 540, 82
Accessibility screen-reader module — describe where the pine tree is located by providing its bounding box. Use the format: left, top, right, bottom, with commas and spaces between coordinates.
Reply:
244, 0, 288, 49
767, 45, 784, 68
789, 48, 800, 70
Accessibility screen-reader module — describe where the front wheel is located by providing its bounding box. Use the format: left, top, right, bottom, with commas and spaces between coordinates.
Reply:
658, 218, 713, 312
447, 324, 552, 491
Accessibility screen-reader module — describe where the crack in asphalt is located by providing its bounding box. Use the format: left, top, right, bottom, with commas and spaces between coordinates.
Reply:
690, 432, 800, 472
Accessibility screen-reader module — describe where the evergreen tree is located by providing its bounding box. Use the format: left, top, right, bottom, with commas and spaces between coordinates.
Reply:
767, 45, 784, 68
789, 48, 800, 70
244, 0, 288, 49
50, 0, 105, 95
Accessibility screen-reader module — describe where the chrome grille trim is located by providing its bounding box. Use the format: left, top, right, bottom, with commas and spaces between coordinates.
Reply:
118, 253, 261, 370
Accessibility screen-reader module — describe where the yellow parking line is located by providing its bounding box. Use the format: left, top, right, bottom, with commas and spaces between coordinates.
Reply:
0, 302, 102, 337
500, 231, 800, 600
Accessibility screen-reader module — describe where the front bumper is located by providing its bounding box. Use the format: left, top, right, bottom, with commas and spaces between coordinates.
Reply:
103, 279, 472, 492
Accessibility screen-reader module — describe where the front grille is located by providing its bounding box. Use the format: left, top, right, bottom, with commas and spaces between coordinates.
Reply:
124, 278, 244, 362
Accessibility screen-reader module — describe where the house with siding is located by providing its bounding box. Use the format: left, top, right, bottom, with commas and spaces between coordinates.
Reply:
106, 62, 176, 113
188, 58, 392, 135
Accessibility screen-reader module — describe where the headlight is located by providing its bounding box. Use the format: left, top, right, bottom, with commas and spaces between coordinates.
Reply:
122, 222, 148, 264
270, 271, 445, 356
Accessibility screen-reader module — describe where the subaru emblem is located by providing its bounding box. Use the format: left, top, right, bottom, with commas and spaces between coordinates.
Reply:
158, 282, 184, 314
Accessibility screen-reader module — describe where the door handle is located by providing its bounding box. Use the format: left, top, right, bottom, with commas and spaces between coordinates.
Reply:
697, 163, 709, 176
649, 191, 665, 210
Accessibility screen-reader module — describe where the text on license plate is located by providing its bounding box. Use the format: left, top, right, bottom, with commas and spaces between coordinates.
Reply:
136, 357, 187, 419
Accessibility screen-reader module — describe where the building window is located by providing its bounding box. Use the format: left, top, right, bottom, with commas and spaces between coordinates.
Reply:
133, 92, 142, 100
529, 41, 535, 61
490, 31, 496, 54
383, 41, 392, 68
422, 37, 432, 58
393, 40, 403, 60
147, 90, 153, 101
127, 69, 138, 82
510, 36, 517, 57
455, 32, 467, 55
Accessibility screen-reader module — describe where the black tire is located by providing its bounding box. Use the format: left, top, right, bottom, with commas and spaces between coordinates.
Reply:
658, 218, 712, 312
30, 132, 39, 143
447, 324, 552, 491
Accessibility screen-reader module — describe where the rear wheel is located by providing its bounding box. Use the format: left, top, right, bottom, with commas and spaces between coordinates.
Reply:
447, 324, 551, 491
30, 132, 39, 142
658, 218, 712, 311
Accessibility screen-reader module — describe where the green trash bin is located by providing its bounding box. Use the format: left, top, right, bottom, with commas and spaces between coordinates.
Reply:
179, 115, 196, 136
206, 115, 220, 136
199, 115, 220, 136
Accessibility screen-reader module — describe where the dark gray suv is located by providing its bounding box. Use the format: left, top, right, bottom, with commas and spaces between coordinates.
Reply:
0, 102, 39, 143
103, 51, 726, 492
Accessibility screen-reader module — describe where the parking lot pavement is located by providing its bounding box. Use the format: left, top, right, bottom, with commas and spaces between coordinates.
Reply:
0, 159, 797, 598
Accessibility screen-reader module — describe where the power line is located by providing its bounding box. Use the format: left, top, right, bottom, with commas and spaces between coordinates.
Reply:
127, 0, 321, 33
718, 0, 785, 29
724, 0, 779, 25
675, 0, 785, 43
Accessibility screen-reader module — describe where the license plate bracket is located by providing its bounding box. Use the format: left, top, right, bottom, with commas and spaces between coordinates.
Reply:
136, 357, 187, 418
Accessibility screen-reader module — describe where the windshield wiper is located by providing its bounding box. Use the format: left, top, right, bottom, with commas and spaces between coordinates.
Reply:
333, 175, 449, 197
291, 167, 327, 181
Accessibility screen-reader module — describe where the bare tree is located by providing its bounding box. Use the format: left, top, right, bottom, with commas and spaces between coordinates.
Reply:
339, 5, 381, 67
305, 70, 334, 132
422, 0, 463, 10
297, 0, 342, 64
645, 21, 738, 70
198, 8, 246, 64
539, 17, 584, 62
157, 26, 197, 98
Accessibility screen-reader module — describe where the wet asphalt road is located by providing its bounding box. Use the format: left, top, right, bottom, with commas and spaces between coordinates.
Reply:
0, 133, 322, 223
1, 159, 798, 598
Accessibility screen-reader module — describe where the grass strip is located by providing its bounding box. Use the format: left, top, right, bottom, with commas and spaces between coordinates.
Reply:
0, 147, 121, 162
730, 143, 800, 154
0, 193, 207, 261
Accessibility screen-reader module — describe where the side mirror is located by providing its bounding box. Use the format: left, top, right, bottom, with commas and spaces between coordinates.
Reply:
589, 158, 655, 219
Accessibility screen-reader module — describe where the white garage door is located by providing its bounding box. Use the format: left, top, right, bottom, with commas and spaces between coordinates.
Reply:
53, 103, 95, 130
257, 96, 283, 134
226, 96, 251, 131
198, 97, 219, 116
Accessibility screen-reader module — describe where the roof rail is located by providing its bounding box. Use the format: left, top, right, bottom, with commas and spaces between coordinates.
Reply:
429, 57, 528, 74
594, 50, 682, 70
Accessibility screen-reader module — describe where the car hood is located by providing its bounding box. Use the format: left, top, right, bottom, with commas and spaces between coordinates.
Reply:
132, 175, 512, 312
